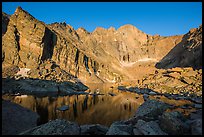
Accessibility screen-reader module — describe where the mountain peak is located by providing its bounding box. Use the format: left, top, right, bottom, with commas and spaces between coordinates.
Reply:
118, 24, 137, 30
14, 6, 23, 14
108, 26, 116, 32
92, 27, 107, 34
14, 6, 33, 18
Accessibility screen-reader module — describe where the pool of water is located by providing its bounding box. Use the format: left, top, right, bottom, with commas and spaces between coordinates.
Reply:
2, 83, 195, 126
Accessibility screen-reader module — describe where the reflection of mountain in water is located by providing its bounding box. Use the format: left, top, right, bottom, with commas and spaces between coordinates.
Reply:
3, 84, 143, 126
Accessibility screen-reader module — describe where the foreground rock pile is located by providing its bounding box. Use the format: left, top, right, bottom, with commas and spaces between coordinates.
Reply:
14, 99, 201, 135
2, 100, 39, 135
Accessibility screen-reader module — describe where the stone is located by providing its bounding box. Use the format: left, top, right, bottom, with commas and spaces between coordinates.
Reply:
19, 119, 80, 135
2, 78, 87, 96
191, 119, 202, 135
189, 97, 202, 104
135, 120, 167, 135
143, 94, 149, 101
2, 100, 39, 135
118, 86, 127, 91
134, 99, 170, 121
168, 72, 181, 79
133, 127, 143, 135
171, 67, 184, 72
106, 121, 133, 135
183, 77, 195, 84
80, 124, 109, 135
193, 104, 202, 109
159, 111, 190, 135
75, 82, 89, 91
190, 110, 202, 120
57, 105, 69, 111
149, 91, 157, 95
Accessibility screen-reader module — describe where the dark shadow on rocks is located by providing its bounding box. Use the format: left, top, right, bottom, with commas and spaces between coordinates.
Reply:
41, 28, 57, 61
2, 77, 89, 97
155, 27, 202, 70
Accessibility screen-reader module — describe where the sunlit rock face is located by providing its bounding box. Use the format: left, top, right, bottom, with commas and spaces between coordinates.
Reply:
2, 6, 202, 84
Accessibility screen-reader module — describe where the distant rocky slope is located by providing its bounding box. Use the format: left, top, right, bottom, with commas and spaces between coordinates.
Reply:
156, 25, 202, 69
2, 6, 202, 84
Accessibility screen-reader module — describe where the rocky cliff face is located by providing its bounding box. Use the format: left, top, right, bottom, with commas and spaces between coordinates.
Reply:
2, 12, 10, 35
76, 24, 183, 64
2, 7, 123, 83
156, 25, 202, 69
2, 7, 202, 84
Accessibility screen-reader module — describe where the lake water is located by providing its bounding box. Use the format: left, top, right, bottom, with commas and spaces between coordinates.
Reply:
2, 83, 194, 126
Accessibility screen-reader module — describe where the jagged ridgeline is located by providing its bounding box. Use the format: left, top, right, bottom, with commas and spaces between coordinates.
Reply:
2, 7, 122, 83
2, 6, 202, 84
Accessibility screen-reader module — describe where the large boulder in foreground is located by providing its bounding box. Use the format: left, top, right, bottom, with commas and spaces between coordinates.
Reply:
2, 100, 39, 135
159, 111, 190, 135
191, 119, 202, 135
80, 124, 109, 135
134, 99, 170, 121
19, 119, 80, 135
106, 121, 133, 135
135, 120, 167, 135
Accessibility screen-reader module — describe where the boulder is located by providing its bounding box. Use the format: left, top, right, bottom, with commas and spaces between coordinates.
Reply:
57, 105, 69, 111
143, 93, 149, 101
2, 100, 39, 135
134, 99, 170, 121
106, 121, 133, 135
159, 111, 190, 135
149, 91, 157, 95
190, 110, 202, 120
168, 72, 181, 79
118, 86, 127, 91
135, 120, 167, 135
133, 127, 143, 135
80, 124, 109, 135
19, 119, 80, 135
191, 119, 202, 135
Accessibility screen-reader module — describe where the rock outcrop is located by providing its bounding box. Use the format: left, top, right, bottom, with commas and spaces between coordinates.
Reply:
2, 12, 10, 35
159, 111, 190, 135
19, 119, 80, 135
156, 25, 202, 69
2, 100, 39, 135
2, 7, 202, 84
2, 77, 88, 96
2, 7, 123, 84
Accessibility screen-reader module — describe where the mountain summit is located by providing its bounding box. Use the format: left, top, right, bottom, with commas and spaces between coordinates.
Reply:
2, 7, 202, 84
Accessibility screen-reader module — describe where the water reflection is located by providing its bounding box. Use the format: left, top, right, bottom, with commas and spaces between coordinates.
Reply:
2, 83, 195, 126
2, 83, 143, 126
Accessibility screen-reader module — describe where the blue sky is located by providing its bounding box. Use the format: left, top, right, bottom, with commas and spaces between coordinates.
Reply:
2, 2, 202, 36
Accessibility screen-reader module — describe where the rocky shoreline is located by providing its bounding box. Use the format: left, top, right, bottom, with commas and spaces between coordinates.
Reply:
2, 97, 202, 135
2, 77, 88, 97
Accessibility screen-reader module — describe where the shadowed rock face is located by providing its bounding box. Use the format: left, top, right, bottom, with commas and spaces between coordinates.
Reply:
2, 100, 39, 135
2, 12, 10, 35
2, 6, 202, 84
155, 25, 202, 69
